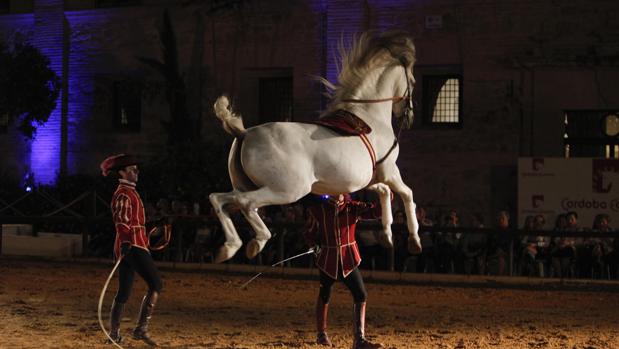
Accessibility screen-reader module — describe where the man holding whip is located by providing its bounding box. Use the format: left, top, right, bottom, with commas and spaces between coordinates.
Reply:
100, 154, 163, 347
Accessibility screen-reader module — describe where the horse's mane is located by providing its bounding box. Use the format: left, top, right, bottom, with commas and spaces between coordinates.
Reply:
318, 30, 416, 116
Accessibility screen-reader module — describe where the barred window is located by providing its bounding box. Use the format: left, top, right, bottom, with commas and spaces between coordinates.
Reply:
240, 67, 293, 126
259, 76, 293, 123
423, 75, 461, 126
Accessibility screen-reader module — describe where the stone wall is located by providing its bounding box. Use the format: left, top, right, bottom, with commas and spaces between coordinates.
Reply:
2, 0, 619, 224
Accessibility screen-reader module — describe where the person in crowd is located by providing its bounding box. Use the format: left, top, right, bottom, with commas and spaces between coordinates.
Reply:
415, 206, 435, 273
521, 214, 550, 277
551, 212, 578, 278
531, 214, 550, 277
460, 213, 487, 275
435, 210, 461, 274
99, 154, 162, 346
304, 193, 384, 349
588, 213, 613, 279
391, 209, 410, 271
486, 210, 512, 276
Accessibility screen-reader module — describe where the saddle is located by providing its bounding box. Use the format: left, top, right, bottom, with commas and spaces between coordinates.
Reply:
313, 109, 376, 170
314, 109, 372, 135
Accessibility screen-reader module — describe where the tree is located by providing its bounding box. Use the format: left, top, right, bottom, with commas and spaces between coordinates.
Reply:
0, 39, 61, 138
138, 9, 198, 144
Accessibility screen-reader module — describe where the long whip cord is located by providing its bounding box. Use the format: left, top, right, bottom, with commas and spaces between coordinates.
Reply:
239, 247, 315, 289
97, 257, 124, 349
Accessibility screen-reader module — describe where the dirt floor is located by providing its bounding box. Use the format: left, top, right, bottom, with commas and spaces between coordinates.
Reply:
1, 258, 619, 349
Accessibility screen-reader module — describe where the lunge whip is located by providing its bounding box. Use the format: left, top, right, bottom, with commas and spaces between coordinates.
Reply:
97, 257, 124, 349
240, 247, 316, 289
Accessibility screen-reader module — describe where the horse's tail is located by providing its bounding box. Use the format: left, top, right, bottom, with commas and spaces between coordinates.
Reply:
213, 95, 246, 138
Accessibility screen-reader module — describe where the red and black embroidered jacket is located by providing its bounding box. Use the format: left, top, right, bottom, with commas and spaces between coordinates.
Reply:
304, 197, 380, 279
111, 179, 149, 259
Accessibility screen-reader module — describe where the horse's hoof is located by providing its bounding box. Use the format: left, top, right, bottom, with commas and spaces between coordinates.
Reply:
214, 244, 240, 263
407, 236, 422, 255
245, 239, 262, 259
378, 233, 393, 248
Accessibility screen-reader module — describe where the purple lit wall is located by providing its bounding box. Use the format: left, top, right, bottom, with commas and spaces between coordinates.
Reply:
323, 1, 366, 85
321, 0, 412, 84
30, 0, 65, 184
64, 10, 108, 175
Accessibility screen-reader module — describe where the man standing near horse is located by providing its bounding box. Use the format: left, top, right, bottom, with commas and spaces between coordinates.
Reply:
304, 193, 384, 349
100, 154, 162, 347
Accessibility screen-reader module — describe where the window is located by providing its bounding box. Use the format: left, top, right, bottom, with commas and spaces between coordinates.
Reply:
239, 67, 293, 127
413, 65, 462, 128
422, 75, 462, 126
113, 81, 142, 132
0, 0, 10, 14
259, 76, 293, 123
564, 110, 619, 158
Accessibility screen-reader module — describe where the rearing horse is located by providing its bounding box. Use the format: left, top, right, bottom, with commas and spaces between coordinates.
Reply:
210, 31, 422, 263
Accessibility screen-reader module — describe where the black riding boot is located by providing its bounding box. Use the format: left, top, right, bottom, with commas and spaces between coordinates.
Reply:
107, 300, 124, 344
316, 297, 333, 346
132, 290, 159, 346
351, 302, 383, 349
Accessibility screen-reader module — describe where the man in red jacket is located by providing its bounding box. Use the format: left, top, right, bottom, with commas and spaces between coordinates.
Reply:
100, 154, 162, 347
304, 193, 384, 349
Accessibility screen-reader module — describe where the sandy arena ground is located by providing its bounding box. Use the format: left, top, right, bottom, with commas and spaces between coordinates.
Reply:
1, 258, 619, 349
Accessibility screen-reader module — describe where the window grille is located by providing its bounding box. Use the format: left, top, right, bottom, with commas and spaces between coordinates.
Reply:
258, 76, 293, 123
422, 75, 462, 127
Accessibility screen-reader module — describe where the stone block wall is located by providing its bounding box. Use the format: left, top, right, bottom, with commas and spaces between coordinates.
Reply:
2, 0, 619, 225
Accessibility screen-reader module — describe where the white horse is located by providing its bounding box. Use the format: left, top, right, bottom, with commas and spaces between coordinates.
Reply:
210, 31, 422, 263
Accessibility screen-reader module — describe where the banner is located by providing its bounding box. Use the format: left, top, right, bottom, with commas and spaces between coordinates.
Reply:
518, 157, 619, 228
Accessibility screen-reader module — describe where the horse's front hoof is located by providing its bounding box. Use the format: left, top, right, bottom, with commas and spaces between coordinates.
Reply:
377, 233, 393, 248
214, 244, 241, 263
407, 236, 422, 255
245, 239, 265, 259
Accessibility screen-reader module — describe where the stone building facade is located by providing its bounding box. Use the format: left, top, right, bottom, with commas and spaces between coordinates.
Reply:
1, 0, 619, 224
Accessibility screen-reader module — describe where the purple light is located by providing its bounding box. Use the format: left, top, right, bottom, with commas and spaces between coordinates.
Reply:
29, 0, 65, 184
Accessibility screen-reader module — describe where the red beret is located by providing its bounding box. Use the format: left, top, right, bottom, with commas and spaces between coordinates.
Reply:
100, 154, 138, 177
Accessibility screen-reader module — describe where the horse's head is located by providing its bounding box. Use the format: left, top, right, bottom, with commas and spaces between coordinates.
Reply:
320, 30, 416, 129
391, 57, 415, 129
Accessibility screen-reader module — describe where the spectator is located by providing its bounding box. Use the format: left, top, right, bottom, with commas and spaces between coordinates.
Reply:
520, 215, 539, 276
486, 210, 511, 276
415, 206, 435, 273
435, 210, 461, 274
460, 213, 487, 275
392, 209, 410, 271
588, 213, 613, 279
550, 212, 577, 278
532, 214, 550, 277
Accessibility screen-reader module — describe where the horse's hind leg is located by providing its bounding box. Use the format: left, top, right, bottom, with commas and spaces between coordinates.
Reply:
366, 183, 394, 248
236, 186, 309, 259
240, 209, 271, 259
209, 191, 244, 263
